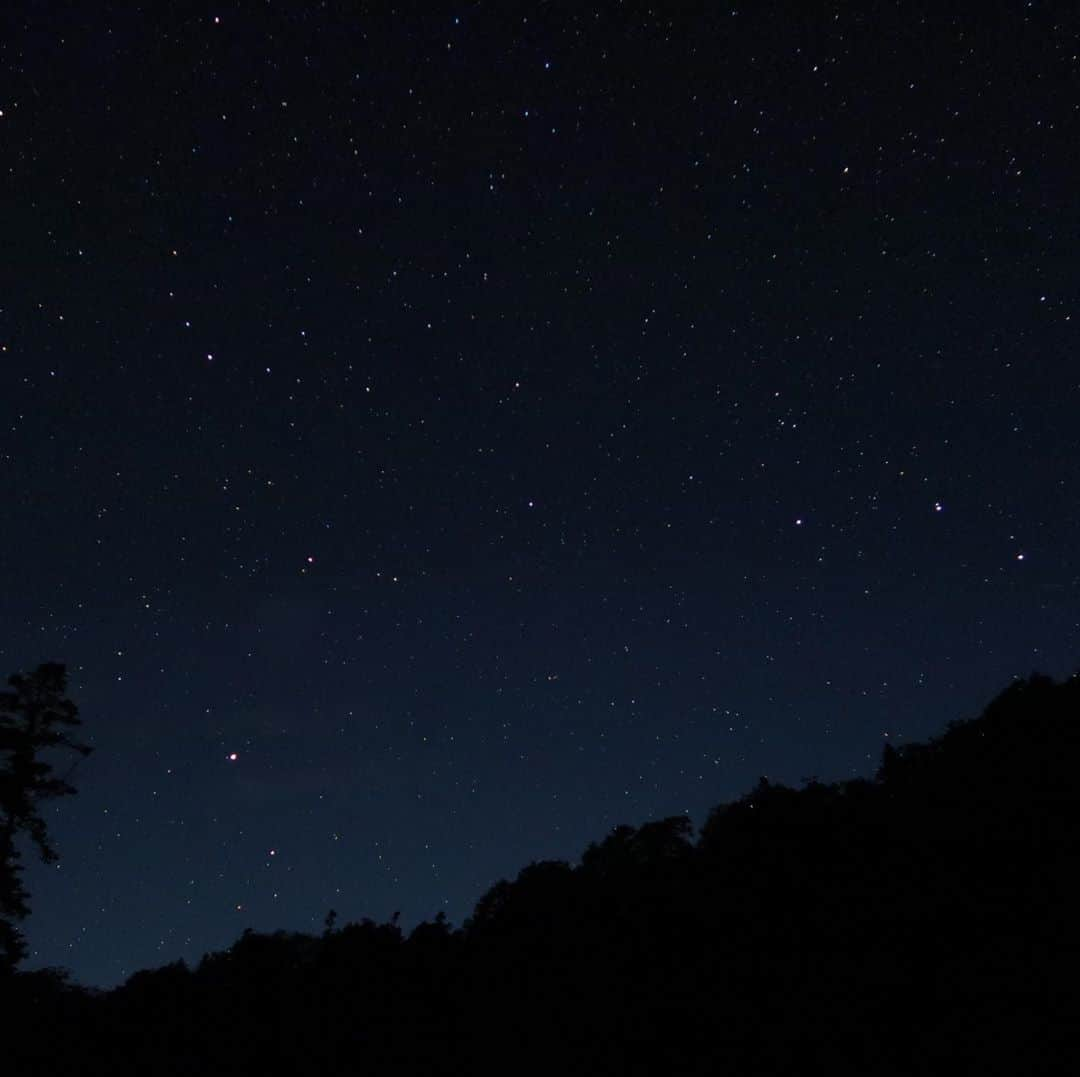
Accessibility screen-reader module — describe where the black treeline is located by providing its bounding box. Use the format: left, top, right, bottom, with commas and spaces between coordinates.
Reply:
4, 672, 1079, 1075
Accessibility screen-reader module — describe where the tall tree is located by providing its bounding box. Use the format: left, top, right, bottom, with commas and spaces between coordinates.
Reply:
0, 663, 91, 971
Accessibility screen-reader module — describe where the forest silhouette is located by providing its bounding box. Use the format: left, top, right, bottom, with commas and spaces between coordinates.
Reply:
2, 666, 1077, 1074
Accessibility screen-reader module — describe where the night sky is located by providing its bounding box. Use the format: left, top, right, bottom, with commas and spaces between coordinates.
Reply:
4, 7, 1077, 988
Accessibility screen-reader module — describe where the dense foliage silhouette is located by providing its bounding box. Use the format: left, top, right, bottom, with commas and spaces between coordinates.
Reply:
3, 670, 1078, 1075
0, 663, 90, 971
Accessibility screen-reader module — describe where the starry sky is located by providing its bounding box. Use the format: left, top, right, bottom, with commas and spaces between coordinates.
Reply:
3, 7, 1078, 988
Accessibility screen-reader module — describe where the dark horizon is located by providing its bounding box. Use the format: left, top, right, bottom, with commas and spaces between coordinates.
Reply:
6, 667, 1078, 1075
19, 661, 1080, 992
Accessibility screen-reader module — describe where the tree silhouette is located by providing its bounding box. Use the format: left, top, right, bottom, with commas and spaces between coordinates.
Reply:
0, 662, 91, 971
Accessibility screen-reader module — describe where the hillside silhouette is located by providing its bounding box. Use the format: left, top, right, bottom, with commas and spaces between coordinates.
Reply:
3, 671, 1078, 1075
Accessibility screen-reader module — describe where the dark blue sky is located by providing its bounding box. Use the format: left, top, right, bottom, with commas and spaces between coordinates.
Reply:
3, 7, 1077, 987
